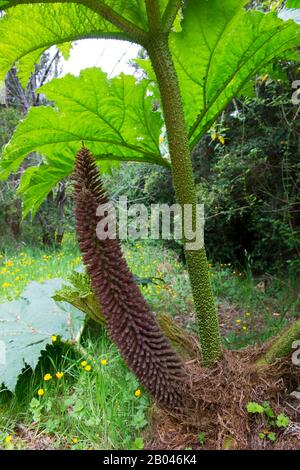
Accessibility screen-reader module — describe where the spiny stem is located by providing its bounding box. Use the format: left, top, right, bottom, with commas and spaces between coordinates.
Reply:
146, 36, 221, 366
146, 0, 162, 32
162, 0, 182, 32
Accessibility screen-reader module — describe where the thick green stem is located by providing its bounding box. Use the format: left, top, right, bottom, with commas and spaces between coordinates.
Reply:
162, 0, 181, 32
146, 35, 221, 366
257, 319, 300, 366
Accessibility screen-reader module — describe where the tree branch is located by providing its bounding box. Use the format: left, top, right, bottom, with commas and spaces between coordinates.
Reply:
162, 0, 181, 33
34, 49, 60, 105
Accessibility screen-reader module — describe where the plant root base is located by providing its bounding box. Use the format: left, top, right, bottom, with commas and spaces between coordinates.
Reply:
147, 347, 300, 450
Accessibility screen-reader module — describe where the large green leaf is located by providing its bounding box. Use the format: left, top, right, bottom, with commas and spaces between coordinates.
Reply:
0, 1, 174, 86
0, 279, 84, 391
18, 161, 69, 218
0, 0, 171, 29
0, 3, 126, 87
170, 0, 300, 148
0, 67, 166, 213
1, 68, 164, 173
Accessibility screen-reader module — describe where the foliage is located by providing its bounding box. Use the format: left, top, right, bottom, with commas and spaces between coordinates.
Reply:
0, 106, 22, 245
138, 62, 300, 273
194, 69, 300, 273
247, 400, 289, 442
0, 3, 126, 88
0, 1, 300, 215
0, 107, 21, 145
169, 0, 300, 147
0, 1, 299, 437
0, 53, 74, 247
197, 432, 206, 446
1, 235, 298, 351
0, 279, 84, 391
1, 68, 166, 216
0, 237, 298, 448
0, 332, 150, 450
286, 0, 300, 7
247, 401, 265, 413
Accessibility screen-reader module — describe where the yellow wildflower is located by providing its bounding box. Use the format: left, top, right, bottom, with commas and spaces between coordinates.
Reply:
242, 326, 247, 331
37, 388, 45, 397
44, 373, 52, 381
1, 268, 7, 274
2, 282, 11, 288
5, 260, 13, 267
81, 360, 87, 367
101, 358, 107, 366
134, 389, 142, 398
211, 130, 217, 141
85, 365, 92, 372
236, 319, 241, 324
72, 437, 79, 444
51, 335, 57, 343
218, 136, 225, 145
4, 435, 12, 444
56, 372, 64, 379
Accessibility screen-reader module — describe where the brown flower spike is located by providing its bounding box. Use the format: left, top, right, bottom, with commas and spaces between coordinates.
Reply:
73, 147, 184, 407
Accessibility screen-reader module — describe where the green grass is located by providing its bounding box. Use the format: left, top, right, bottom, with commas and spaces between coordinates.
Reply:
0, 234, 298, 346
211, 263, 299, 348
0, 234, 81, 302
0, 331, 150, 450
0, 235, 299, 449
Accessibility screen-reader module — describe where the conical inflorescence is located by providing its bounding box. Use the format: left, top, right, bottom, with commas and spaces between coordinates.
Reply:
73, 147, 185, 407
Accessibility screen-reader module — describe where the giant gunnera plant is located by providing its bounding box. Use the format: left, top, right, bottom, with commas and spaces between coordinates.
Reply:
73, 146, 184, 406
1, 1, 300, 388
